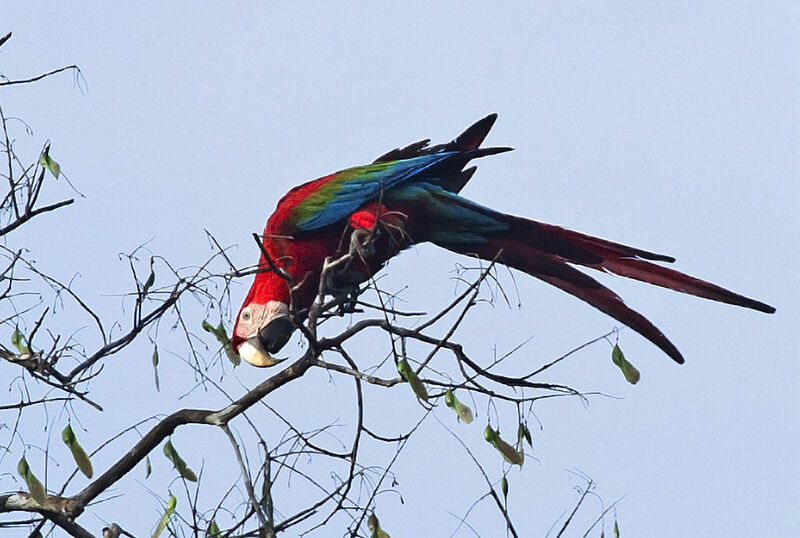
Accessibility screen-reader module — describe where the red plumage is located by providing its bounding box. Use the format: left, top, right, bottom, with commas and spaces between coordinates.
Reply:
232, 114, 774, 367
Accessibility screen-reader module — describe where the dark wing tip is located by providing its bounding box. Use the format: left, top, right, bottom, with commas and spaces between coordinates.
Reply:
752, 301, 776, 314
374, 114, 503, 163
469, 146, 514, 159
373, 138, 432, 163
651, 253, 676, 263
669, 347, 686, 364
450, 113, 501, 151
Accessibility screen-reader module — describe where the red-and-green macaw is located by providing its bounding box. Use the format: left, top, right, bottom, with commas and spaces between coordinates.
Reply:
232, 114, 774, 367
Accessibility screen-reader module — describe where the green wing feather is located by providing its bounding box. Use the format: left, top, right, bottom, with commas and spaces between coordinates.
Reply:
290, 153, 453, 232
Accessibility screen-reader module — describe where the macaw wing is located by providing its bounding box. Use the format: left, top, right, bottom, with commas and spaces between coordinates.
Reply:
290, 153, 455, 233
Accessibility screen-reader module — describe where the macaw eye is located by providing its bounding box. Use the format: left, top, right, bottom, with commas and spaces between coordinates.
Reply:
241, 310, 251, 322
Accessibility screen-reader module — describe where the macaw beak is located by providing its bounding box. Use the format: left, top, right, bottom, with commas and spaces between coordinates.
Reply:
238, 316, 294, 368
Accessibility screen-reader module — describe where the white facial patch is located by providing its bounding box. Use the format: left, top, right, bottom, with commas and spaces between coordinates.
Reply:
236, 300, 291, 367
266, 300, 289, 318
255, 300, 290, 337
238, 300, 290, 340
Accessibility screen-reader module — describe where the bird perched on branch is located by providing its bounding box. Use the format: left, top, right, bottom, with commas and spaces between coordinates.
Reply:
232, 114, 774, 367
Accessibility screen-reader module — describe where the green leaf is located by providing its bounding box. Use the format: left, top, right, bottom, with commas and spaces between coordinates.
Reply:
501, 476, 509, 501
367, 512, 390, 538
612, 344, 640, 384
483, 424, 497, 443
496, 439, 524, 466
207, 520, 220, 537
202, 320, 228, 343
17, 455, 46, 505
152, 347, 160, 392
516, 422, 534, 448
614, 519, 620, 538
11, 328, 22, 352
367, 513, 378, 534
142, 269, 155, 295
39, 145, 60, 178
397, 359, 428, 402
11, 328, 30, 355
444, 389, 474, 423
218, 321, 240, 366
483, 425, 523, 466
163, 440, 197, 482
203, 320, 240, 366
522, 423, 533, 448
145, 455, 152, 479
152, 494, 176, 538
61, 423, 93, 478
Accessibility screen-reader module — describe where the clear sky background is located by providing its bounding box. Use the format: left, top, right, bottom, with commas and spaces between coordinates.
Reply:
2, 3, 798, 537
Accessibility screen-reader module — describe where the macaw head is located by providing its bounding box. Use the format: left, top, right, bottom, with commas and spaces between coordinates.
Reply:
231, 272, 295, 368
231, 219, 354, 367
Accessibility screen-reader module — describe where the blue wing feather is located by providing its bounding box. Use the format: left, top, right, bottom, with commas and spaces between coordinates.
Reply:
294, 153, 455, 232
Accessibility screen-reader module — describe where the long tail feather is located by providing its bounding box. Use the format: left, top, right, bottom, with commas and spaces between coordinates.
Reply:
503, 217, 776, 314
422, 190, 775, 363
541, 268, 687, 361
466, 242, 687, 363
598, 257, 775, 313
508, 217, 676, 263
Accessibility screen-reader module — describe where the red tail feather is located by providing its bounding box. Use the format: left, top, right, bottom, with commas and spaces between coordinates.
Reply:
505, 219, 775, 314
598, 257, 775, 314
439, 213, 774, 363
470, 241, 688, 363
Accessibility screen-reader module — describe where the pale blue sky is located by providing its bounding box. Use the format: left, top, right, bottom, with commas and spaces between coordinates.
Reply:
2, 3, 798, 536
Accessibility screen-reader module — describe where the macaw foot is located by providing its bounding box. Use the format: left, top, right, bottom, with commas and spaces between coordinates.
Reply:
324, 268, 361, 301
336, 292, 361, 315
349, 228, 376, 259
